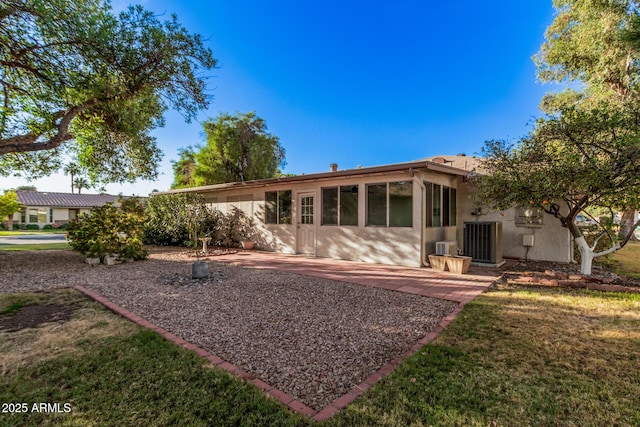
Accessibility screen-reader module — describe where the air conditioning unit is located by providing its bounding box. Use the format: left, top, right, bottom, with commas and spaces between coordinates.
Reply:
435, 240, 457, 256
463, 221, 503, 265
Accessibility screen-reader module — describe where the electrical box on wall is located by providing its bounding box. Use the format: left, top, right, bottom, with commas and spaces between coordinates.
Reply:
523, 234, 535, 247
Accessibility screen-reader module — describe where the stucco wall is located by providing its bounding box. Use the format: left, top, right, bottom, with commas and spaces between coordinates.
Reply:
197, 170, 425, 267
457, 179, 571, 263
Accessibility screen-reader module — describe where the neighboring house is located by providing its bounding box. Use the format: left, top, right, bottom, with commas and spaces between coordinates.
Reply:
11, 191, 123, 228
158, 155, 572, 268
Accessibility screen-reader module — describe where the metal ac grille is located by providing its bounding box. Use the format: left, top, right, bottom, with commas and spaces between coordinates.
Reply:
463, 222, 495, 263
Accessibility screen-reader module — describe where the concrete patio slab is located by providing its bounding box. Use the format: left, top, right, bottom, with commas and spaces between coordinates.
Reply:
210, 250, 499, 304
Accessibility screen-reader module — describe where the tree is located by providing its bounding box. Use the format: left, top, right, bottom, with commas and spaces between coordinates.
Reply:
190, 112, 286, 186
0, 190, 23, 230
15, 185, 36, 191
0, 0, 217, 185
534, 0, 640, 240
476, 0, 640, 274
63, 162, 83, 193
170, 146, 197, 189
476, 106, 640, 275
73, 177, 89, 193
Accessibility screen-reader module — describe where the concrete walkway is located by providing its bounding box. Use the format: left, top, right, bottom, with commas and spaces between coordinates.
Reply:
211, 251, 500, 304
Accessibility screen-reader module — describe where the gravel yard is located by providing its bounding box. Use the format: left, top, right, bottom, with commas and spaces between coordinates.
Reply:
0, 248, 458, 410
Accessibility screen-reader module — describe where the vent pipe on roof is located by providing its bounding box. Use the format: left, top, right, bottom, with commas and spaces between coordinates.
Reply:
329, 163, 338, 172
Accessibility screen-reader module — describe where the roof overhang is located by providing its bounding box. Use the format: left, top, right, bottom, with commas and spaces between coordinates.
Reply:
156, 160, 470, 195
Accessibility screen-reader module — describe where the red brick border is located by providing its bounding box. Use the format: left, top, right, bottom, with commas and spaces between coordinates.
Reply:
74, 284, 466, 421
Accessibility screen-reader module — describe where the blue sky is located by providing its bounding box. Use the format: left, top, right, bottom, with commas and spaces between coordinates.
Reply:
3, 1, 557, 195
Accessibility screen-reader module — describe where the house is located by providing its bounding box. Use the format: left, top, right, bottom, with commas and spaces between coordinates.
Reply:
11, 191, 123, 228
159, 155, 572, 268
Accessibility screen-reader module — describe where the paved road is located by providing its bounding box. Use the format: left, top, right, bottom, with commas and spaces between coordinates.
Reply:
0, 233, 68, 245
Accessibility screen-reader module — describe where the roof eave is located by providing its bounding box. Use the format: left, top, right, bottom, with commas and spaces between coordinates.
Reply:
156, 160, 469, 195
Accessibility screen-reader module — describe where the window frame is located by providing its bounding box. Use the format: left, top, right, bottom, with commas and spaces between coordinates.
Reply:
425, 182, 457, 228
264, 190, 292, 225
365, 181, 413, 228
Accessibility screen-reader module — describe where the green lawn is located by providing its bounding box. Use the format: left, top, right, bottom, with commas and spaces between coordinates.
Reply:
602, 241, 640, 278
0, 230, 67, 236
0, 242, 70, 251
1, 285, 638, 426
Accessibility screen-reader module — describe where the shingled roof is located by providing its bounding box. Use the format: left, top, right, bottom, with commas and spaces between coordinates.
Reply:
16, 191, 121, 208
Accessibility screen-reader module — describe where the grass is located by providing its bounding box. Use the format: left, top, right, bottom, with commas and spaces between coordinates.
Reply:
601, 241, 640, 278
1, 286, 639, 426
0, 243, 70, 251
0, 230, 67, 236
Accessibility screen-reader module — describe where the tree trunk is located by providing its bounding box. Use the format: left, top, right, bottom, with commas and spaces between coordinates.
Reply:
619, 209, 639, 241
574, 236, 595, 275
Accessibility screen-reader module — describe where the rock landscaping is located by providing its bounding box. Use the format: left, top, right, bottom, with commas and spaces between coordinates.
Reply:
0, 247, 457, 411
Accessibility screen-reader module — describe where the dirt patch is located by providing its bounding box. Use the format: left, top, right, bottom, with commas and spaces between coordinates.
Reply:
0, 302, 79, 332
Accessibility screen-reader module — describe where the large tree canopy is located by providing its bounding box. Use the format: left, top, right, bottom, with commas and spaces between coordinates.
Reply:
171, 112, 286, 188
0, 0, 216, 183
476, 0, 640, 274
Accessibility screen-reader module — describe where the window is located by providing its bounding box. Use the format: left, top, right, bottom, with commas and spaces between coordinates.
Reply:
265, 190, 292, 224
366, 182, 413, 227
366, 183, 387, 226
425, 183, 457, 227
300, 195, 314, 224
322, 187, 338, 225
321, 185, 359, 226
516, 206, 543, 227
278, 190, 292, 224
432, 184, 441, 227
265, 192, 277, 224
339, 185, 358, 226
389, 181, 412, 227
27, 208, 48, 223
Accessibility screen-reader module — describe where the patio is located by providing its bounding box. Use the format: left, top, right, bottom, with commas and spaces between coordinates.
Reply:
211, 250, 499, 304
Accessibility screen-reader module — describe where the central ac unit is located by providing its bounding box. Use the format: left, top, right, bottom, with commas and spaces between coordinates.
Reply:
435, 240, 457, 256
463, 221, 503, 264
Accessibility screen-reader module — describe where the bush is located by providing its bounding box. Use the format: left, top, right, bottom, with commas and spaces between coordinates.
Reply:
67, 197, 148, 262
144, 193, 221, 247
42, 224, 53, 230
25, 224, 40, 230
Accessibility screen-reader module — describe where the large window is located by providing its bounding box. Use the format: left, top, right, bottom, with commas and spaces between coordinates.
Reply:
322, 187, 338, 225
424, 182, 457, 228
389, 181, 413, 227
28, 208, 47, 223
366, 181, 413, 227
367, 183, 387, 226
339, 185, 358, 226
264, 190, 292, 224
321, 185, 359, 226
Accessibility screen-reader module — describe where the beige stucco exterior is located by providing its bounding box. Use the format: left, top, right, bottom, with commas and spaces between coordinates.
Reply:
163, 158, 573, 268
456, 177, 572, 263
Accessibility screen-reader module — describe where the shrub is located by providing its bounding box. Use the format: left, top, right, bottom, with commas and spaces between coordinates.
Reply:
144, 193, 221, 247
67, 197, 148, 262
25, 224, 40, 230
42, 224, 53, 230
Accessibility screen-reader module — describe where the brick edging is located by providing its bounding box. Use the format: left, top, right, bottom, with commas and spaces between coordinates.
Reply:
73, 285, 465, 422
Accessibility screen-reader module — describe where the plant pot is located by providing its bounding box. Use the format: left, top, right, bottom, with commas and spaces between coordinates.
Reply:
85, 256, 101, 266
104, 253, 122, 265
241, 240, 255, 250
192, 261, 209, 279
428, 254, 449, 271
445, 256, 472, 274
